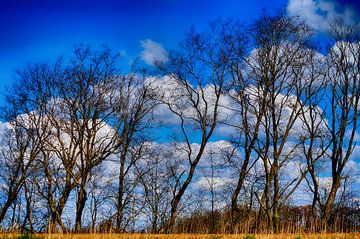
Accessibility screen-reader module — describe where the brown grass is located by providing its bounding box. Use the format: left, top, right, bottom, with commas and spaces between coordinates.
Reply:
1, 233, 360, 239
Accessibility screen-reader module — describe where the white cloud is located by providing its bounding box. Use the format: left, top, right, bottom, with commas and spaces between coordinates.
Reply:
194, 176, 230, 191
287, 0, 357, 32
140, 39, 168, 65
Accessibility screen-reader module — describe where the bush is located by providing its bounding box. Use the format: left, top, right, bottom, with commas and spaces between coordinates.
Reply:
209, 236, 222, 239
243, 235, 255, 239
16, 235, 43, 239
294, 236, 303, 239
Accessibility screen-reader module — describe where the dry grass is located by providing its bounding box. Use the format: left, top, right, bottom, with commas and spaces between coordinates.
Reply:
1, 233, 360, 239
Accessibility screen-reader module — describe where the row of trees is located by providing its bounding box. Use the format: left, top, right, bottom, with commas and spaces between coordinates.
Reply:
0, 12, 359, 234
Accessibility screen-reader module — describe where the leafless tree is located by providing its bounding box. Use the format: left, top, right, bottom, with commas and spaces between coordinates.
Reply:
321, 21, 360, 230
135, 145, 173, 233
247, 12, 315, 233
110, 69, 158, 232
298, 48, 329, 230
223, 21, 265, 232
0, 62, 55, 227
157, 19, 246, 233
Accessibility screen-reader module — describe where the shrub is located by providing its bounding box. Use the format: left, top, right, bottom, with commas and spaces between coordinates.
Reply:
243, 235, 255, 239
16, 234, 43, 239
209, 236, 222, 239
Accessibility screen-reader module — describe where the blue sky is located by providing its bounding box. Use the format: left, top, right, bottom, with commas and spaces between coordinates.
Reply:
0, 0, 294, 94
0, 0, 281, 85
0, 0, 360, 96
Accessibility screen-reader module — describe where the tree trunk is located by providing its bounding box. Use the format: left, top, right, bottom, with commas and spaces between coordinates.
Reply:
116, 154, 126, 232
0, 197, 15, 224
22, 184, 33, 233
165, 197, 180, 234
230, 156, 250, 232
47, 184, 73, 233
322, 177, 341, 231
272, 165, 280, 233
75, 186, 88, 233
163, 158, 203, 233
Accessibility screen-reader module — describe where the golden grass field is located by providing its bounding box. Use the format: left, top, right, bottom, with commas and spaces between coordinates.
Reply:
2, 233, 360, 239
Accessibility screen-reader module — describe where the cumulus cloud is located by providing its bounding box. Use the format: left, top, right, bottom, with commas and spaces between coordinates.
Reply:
140, 39, 168, 65
287, 0, 357, 32
194, 176, 230, 191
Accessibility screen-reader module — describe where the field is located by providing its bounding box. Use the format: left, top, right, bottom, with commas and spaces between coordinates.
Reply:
2, 234, 360, 239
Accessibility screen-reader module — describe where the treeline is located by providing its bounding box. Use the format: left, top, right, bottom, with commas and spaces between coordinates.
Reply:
0, 11, 360, 234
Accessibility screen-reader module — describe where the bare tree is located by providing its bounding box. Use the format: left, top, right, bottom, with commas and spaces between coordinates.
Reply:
224, 22, 265, 232
321, 21, 360, 229
0, 62, 55, 227
0, 118, 40, 226
157, 19, 246, 233
6, 46, 121, 232
111, 70, 158, 232
44, 46, 122, 232
135, 144, 172, 233
298, 48, 329, 230
247, 12, 315, 233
